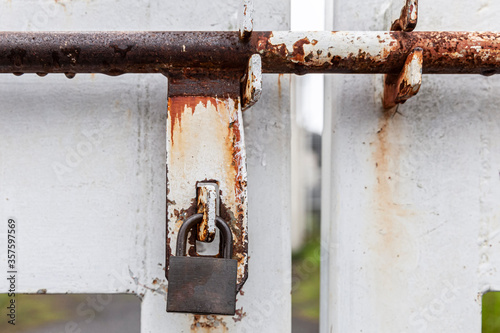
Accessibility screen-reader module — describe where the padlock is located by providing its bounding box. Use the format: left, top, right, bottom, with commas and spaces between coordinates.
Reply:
167, 213, 237, 315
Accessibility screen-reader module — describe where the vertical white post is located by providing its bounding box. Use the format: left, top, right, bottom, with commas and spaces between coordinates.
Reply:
322, 0, 500, 332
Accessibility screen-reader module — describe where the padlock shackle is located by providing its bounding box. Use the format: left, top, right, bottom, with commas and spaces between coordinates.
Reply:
175, 213, 233, 259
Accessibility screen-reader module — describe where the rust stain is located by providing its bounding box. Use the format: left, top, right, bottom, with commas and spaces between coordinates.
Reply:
232, 307, 247, 322
278, 73, 282, 96
256, 32, 288, 59
371, 110, 402, 325
229, 103, 244, 203
290, 37, 311, 62
277, 74, 283, 110
54, 0, 66, 9
197, 186, 210, 241
196, 185, 217, 242
223, 99, 248, 287
191, 315, 228, 332
372, 111, 407, 251
370, 107, 417, 328
168, 96, 217, 145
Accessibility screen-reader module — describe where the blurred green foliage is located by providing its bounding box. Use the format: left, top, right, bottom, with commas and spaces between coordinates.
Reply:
0, 293, 75, 331
483, 292, 500, 333
292, 235, 321, 321
0, 294, 139, 332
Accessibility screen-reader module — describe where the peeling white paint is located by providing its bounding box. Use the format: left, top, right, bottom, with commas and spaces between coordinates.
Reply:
242, 54, 263, 110
267, 31, 397, 65
239, 0, 254, 39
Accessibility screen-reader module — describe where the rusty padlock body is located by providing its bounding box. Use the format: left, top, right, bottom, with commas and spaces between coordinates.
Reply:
167, 213, 237, 315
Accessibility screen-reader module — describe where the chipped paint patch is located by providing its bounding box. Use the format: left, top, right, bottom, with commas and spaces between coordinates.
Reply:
191, 315, 228, 332
232, 307, 247, 322
241, 54, 262, 111
261, 31, 399, 67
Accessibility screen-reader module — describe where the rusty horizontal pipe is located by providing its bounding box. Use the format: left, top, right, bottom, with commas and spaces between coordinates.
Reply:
0, 31, 499, 76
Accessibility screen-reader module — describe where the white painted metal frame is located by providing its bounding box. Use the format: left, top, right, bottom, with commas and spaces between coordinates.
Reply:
0, 1, 291, 332
322, 0, 500, 332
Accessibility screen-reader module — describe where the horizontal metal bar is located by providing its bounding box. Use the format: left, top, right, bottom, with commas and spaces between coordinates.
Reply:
0, 31, 499, 76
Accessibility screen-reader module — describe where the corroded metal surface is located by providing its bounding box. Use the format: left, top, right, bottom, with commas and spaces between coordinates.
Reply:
0, 31, 249, 76
384, 48, 423, 108
166, 81, 248, 291
383, 1, 420, 108
391, 0, 418, 32
255, 31, 500, 75
241, 54, 262, 111
196, 184, 217, 242
1, 31, 500, 75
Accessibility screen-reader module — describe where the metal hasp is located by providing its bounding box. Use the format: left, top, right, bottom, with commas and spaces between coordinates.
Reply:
166, 5, 258, 311
196, 183, 219, 243
241, 54, 263, 110
167, 214, 237, 315
165, 48, 260, 301
384, 0, 422, 108
383, 47, 423, 109
391, 0, 418, 32
239, 0, 254, 40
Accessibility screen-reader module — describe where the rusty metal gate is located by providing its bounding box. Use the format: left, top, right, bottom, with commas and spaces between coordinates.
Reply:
1, 0, 500, 332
